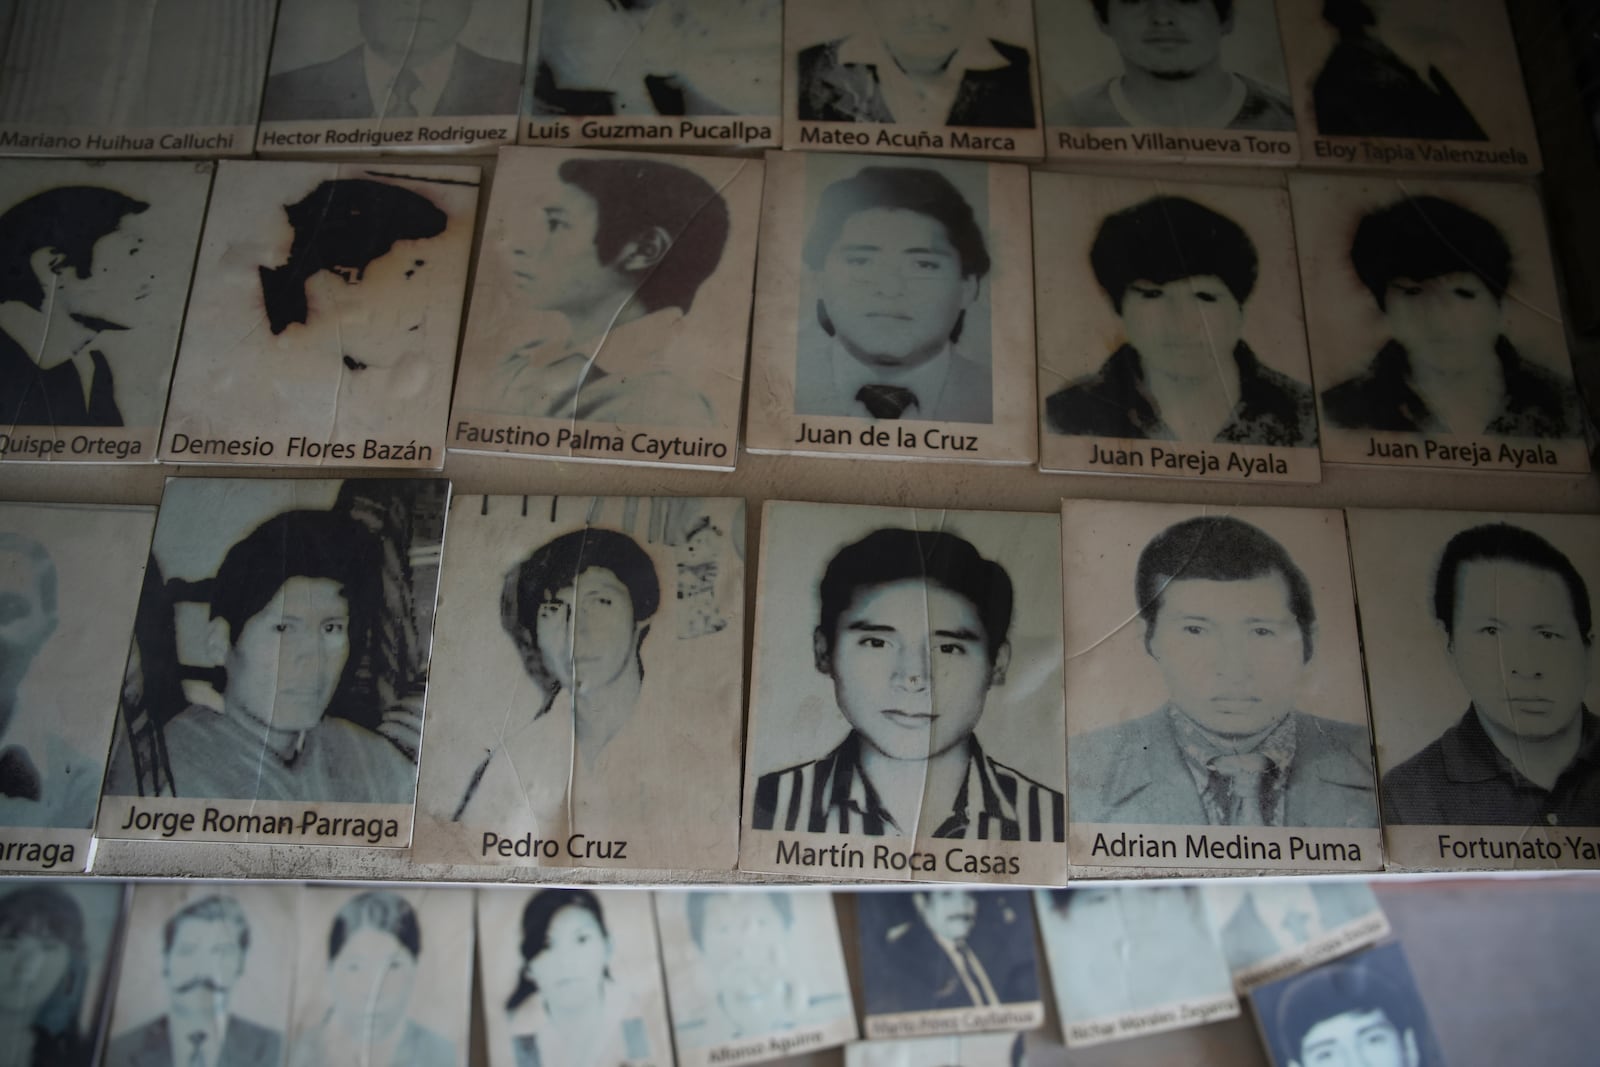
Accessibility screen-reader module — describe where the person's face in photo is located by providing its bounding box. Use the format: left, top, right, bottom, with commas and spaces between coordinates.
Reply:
1099, 0, 1230, 78
1446, 559, 1592, 742
308, 245, 436, 373
214, 576, 351, 735
328, 926, 416, 1043
164, 917, 245, 1017
23, 217, 154, 369
1293, 1008, 1419, 1067
1382, 272, 1503, 365
0, 925, 71, 1017
357, 0, 474, 62
524, 904, 611, 1014
818, 578, 1007, 762
913, 890, 978, 942
0, 550, 54, 695
817, 208, 978, 371
1118, 274, 1245, 380
535, 566, 643, 697
865, 0, 977, 71
512, 181, 629, 322
697, 894, 791, 1033
1147, 573, 1307, 738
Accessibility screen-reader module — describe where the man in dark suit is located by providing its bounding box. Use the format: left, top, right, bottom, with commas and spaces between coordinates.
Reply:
861, 890, 1039, 1015
260, 0, 522, 121
104, 895, 282, 1067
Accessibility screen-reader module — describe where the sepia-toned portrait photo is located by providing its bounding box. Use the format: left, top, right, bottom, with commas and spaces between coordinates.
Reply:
1036, 886, 1238, 1047
1037, 0, 1298, 163
0, 159, 212, 462
0, 0, 273, 157
1348, 510, 1600, 869
0, 880, 126, 1067
98, 477, 448, 848
1034, 172, 1319, 482
1292, 174, 1585, 473
412, 495, 744, 872
287, 887, 472, 1067
1064, 500, 1381, 873
161, 160, 478, 469
1201, 882, 1389, 991
105, 883, 296, 1067
656, 890, 857, 1067
845, 1032, 1021, 1067
449, 146, 762, 468
747, 151, 1035, 463
479, 887, 674, 1067
742, 502, 1066, 884
857, 889, 1042, 1036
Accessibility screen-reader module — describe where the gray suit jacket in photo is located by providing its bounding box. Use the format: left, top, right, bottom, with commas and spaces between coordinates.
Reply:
1069, 709, 1379, 828
794, 344, 994, 424
261, 45, 521, 120
105, 1015, 283, 1067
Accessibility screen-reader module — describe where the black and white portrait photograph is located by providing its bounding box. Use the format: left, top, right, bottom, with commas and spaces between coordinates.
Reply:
1279, 0, 1540, 172
1201, 882, 1389, 991
1291, 174, 1586, 474
742, 502, 1066, 884
784, 0, 1043, 159
287, 887, 471, 1067
857, 889, 1042, 1036
1037, 0, 1298, 163
1036, 886, 1238, 1047
524, 0, 781, 149
845, 1032, 1021, 1067
478, 888, 673, 1067
449, 146, 762, 468
0, 159, 212, 462
1250, 943, 1444, 1067
105, 884, 295, 1067
1063, 500, 1381, 873
656, 890, 857, 1067
0, 0, 272, 157
0, 504, 153, 872
746, 151, 1036, 464
98, 477, 448, 848
1033, 172, 1319, 482
1347, 510, 1600, 869
412, 495, 744, 872
161, 160, 478, 469
0, 880, 126, 1067
257, 0, 526, 151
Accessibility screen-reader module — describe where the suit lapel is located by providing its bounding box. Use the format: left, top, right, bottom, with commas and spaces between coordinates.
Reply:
1100, 711, 1207, 825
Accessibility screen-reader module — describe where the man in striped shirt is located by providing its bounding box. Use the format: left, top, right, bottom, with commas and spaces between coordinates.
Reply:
752, 527, 1064, 843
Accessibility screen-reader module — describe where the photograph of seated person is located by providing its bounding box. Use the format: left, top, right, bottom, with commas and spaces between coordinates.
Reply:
795, 0, 1036, 128
1055, 0, 1294, 131
1070, 516, 1378, 828
1381, 523, 1600, 826
858, 890, 1038, 1015
1311, 0, 1486, 141
1044, 196, 1316, 446
531, 0, 781, 117
1318, 195, 1580, 439
489, 156, 729, 426
796, 165, 993, 423
752, 528, 1064, 842
1258, 945, 1440, 1067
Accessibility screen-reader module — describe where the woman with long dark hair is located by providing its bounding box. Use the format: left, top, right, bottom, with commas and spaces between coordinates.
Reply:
0, 886, 91, 1067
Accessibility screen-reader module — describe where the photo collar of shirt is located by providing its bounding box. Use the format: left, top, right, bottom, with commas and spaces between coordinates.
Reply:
925, 926, 999, 1006
364, 43, 458, 118
1444, 705, 1600, 823
1168, 704, 1298, 827
496, 308, 686, 417
835, 33, 1009, 126
1108, 71, 1248, 129
824, 732, 1020, 836
828, 337, 954, 421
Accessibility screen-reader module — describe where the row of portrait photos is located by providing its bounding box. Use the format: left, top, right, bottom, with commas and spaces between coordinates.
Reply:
0, 486, 1595, 881
0, 876, 1428, 1067
0, 0, 1543, 174
0, 149, 1586, 478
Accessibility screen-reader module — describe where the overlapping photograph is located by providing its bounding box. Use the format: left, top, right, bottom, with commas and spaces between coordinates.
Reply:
0, 880, 126, 1065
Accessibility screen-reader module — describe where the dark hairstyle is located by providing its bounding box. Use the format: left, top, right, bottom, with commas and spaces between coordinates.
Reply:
0, 532, 57, 618
1135, 516, 1317, 661
1350, 196, 1512, 311
505, 889, 609, 1012
1273, 956, 1420, 1066
556, 158, 729, 314
328, 891, 420, 963
258, 178, 447, 335
817, 528, 1012, 666
1092, 0, 1233, 24
162, 894, 250, 956
1090, 196, 1258, 314
803, 166, 990, 280
686, 892, 793, 951
1433, 524, 1593, 645
1321, 0, 1375, 35
0, 186, 149, 310
0, 886, 88, 1040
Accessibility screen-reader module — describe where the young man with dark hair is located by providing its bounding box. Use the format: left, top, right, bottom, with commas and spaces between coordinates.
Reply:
1381, 523, 1599, 826
1060, 0, 1294, 130
1071, 516, 1377, 828
1320, 195, 1579, 438
753, 527, 1063, 842
796, 165, 994, 423
1269, 950, 1430, 1067
1045, 196, 1316, 445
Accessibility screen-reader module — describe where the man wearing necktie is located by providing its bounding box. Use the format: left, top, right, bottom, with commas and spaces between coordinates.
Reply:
861, 890, 1039, 1015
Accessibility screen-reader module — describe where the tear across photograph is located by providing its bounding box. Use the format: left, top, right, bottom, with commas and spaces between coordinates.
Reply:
160, 160, 478, 469
412, 494, 745, 872
741, 501, 1066, 884
0, 880, 126, 1066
